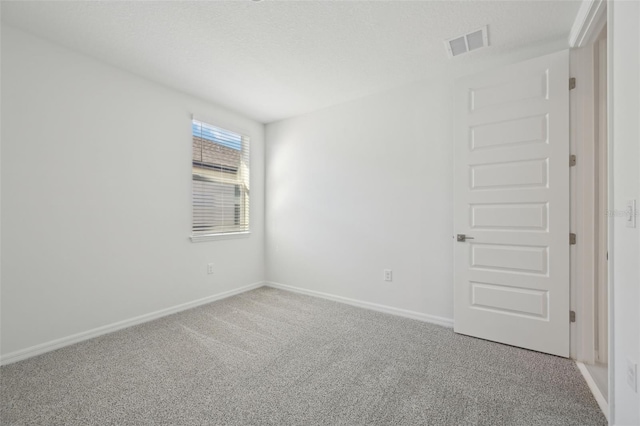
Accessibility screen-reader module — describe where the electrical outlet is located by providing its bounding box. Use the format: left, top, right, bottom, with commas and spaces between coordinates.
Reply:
384, 269, 392, 282
207, 263, 214, 275
627, 359, 637, 392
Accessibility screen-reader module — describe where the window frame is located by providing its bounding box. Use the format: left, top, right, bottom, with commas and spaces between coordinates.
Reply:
189, 116, 251, 243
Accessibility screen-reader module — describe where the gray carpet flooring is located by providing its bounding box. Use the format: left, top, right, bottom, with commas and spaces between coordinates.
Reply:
1, 287, 607, 425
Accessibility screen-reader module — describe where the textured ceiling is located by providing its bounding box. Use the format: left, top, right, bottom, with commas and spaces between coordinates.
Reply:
1, 1, 581, 123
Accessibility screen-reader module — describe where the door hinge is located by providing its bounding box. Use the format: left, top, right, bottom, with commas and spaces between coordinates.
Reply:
570, 310, 576, 323
570, 154, 576, 167
569, 77, 576, 90
570, 233, 577, 245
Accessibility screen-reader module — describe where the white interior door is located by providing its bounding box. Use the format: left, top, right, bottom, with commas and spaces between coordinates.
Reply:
453, 50, 570, 357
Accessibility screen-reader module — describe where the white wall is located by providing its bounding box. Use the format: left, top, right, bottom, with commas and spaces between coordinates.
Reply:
610, 1, 640, 424
266, 78, 454, 321
265, 39, 568, 323
0, 26, 265, 358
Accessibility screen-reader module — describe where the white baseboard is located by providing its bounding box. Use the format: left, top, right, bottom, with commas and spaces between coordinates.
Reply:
265, 281, 454, 328
0, 281, 264, 366
2, 281, 454, 366
576, 361, 609, 421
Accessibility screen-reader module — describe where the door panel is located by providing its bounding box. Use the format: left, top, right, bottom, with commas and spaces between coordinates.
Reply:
454, 50, 570, 357
470, 203, 548, 230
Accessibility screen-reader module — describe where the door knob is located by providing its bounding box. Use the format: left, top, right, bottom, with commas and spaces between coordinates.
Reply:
456, 234, 474, 242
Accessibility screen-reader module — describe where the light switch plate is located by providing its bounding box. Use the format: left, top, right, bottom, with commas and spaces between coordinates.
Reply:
627, 200, 637, 228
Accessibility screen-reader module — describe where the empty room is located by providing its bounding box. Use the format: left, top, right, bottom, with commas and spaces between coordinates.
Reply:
1, 0, 639, 425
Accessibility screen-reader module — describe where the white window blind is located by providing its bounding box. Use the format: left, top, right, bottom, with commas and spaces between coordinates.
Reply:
192, 119, 250, 237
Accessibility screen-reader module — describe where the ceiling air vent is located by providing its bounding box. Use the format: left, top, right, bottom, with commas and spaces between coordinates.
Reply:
444, 26, 489, 58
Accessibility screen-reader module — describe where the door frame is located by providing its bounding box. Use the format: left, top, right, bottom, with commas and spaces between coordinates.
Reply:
570, 44, 597, 364
568, 0, 610, 420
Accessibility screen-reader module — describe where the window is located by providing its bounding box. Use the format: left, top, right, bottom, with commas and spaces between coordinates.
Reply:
191, 119, 250, 239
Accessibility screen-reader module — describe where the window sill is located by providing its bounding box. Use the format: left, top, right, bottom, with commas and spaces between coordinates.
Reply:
190, 232, 251, 243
